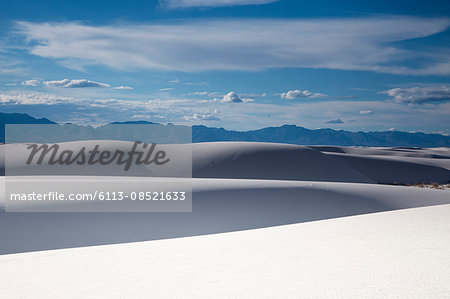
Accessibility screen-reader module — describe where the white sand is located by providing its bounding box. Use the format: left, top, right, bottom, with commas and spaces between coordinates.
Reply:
1, 177, 449, 254
0, 142, 449, 297
1, 204, 449, 298
2, 141, 449, 183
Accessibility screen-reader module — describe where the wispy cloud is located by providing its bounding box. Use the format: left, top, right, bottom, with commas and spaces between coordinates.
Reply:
184, 113, 220, 121
280, 89, 326, 99
0, 92, 144, 108
0, 55, 27, 75
17, 17, 450, 75
44, 79, 111, 88
382, 86, 450, 104
25, 78, 132, 90
21, 79, 40, 86
169, 78, 207, 86
0, 92, 75, 105
112, 86, 133, 90
186, 91, 220, 97
160, 0, 279, 9
359, 110, 374, 115
1, 92, 449, 133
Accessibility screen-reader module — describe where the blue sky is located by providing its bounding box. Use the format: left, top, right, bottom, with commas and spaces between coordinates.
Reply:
1, 0, 450, 133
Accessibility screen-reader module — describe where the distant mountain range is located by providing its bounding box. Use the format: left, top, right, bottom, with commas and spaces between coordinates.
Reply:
191, 125, 450, 147
0, 112, 55, 143
1, 112, 449, 147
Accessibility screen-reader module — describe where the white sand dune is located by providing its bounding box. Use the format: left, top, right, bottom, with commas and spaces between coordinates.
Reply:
2, 141, 449, 183
324, 152, 450, 184
0, 142, 449, 254
1, 141, 449, 297
1, 204, 449, 298
1, 177, 449, 254
192, 142, 373, 182
309, 145, 450, 159
193, 142, 450, 183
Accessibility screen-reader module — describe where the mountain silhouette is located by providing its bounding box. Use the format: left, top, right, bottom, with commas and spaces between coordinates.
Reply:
0, 112, 449, 147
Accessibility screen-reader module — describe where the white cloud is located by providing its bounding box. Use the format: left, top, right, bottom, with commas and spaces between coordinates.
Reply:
382, 86, 450, 104
215, 91, 255, 103
160, 88, 174, 91
161, 0, 279, 9
131, 114, 165, 120
17, 17, 450, 74
112, 86, 133, 90
147, 98, 191, 108
184, 113, 220, 121
168, 78, 206, 86
44, 79, 110, 88
281, 89, 326, 100
222, 91, 242, 103
0, 92, 146, 109
42, 79, 131, 89
187, 91, 219, 97
21, 79, 40, 86
92, 98, 151, 109
0, 92, 74, 105
190, 91, 263, 99
359, 110, 374, 115
2, 91, 449, 134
